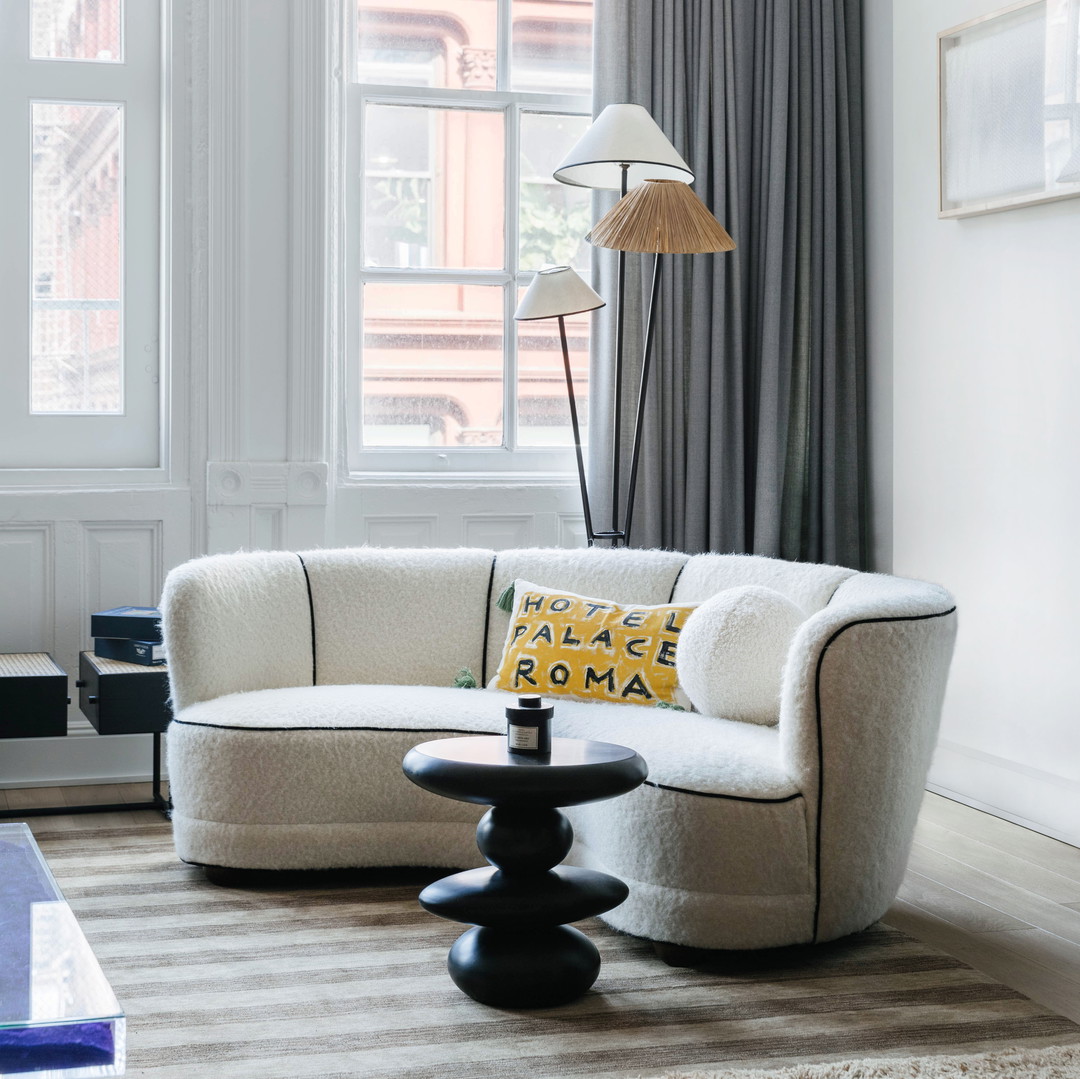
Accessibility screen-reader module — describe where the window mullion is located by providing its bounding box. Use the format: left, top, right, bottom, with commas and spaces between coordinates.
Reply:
496, 0, 512, 92
504, 101, 522, 452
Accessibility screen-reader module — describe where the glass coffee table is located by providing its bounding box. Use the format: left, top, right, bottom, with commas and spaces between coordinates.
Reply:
403, 735, 647, 1008
0, 823, 125, 1077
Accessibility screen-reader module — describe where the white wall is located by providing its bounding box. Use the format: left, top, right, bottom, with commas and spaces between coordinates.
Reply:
870, 0, 1080, 845
864, 0, 893, 572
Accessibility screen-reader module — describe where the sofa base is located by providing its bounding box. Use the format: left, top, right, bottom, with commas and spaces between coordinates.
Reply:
566, 841, 817, 950
172, 816, 484, 873
173, 811, 820, 951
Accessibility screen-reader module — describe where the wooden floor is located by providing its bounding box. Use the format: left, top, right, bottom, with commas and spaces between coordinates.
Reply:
0, 781, 169, 823
884, 792, 1080, 1025
2, 784, 1078, 1026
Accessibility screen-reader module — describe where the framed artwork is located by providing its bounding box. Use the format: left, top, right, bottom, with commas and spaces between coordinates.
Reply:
939, 0, 1080, 218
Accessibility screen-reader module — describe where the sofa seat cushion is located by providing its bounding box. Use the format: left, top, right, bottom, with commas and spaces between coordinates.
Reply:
172, 684, 799, 803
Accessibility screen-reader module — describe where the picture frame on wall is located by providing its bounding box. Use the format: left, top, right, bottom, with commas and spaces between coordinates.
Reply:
938, 0, 1080, 218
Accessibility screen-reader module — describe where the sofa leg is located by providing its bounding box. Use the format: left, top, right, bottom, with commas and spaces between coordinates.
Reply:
652, 941, 715, 968
653, 938, 840, 971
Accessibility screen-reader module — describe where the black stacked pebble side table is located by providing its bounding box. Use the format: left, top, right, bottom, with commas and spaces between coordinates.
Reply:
402, 735, 647, 1008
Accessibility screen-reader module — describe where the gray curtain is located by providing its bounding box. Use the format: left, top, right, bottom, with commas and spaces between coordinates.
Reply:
588, 0, 867, 568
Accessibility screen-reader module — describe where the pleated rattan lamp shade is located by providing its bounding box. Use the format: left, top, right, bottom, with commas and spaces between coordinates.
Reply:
589, 178, 736, 255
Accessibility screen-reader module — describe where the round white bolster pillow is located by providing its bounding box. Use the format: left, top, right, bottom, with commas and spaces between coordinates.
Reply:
676, 585, 806, 725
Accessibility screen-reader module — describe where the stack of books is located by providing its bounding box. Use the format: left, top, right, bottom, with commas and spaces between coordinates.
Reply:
91, 606, 165, 666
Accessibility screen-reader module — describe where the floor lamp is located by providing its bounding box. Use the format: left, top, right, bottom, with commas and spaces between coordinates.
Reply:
587, 179, 736, 546
514, 266, 606, 545
553, 105, 693, 545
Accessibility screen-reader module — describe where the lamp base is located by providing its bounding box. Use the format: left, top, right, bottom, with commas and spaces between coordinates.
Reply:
591, 530, 627, 546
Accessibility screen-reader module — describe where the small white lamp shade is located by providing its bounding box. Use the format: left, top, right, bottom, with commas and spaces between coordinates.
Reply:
553, 103, 694, 190
514, 266, 606, 321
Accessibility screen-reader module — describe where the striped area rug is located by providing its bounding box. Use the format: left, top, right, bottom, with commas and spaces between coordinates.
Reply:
33, 817, 1080, 1079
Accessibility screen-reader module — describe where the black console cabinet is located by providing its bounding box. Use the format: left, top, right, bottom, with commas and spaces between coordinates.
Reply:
0, 653, 68, 740
78, 651, 171, 735
0, 652, 171, 819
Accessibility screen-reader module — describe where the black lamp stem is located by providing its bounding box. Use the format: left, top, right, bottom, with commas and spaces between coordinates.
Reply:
622, 252, 663, 547
609, 163, 630, 545
557, 314, 595, 547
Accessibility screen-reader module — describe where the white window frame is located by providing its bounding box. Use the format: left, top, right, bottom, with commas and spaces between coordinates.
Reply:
343, 2, 593, 478
0, 0, 165, 483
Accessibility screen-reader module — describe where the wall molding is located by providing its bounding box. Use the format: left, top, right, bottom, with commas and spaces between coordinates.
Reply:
462, 513, 533, 549
928, 737, 1080, 847
0, 524, 55, 654
177, 0, 209, 555
287, 0, 330, 467
207, 461, 329, 506
556, 513, 587, 548
206, 0, 247, 465
363, 515, 438, 547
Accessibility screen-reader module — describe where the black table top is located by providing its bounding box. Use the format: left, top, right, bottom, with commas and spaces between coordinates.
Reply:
403, 735, 648, 808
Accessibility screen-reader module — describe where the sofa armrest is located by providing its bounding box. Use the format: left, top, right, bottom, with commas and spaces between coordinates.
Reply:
161, 551, 316, 711
778, 572, 958, 943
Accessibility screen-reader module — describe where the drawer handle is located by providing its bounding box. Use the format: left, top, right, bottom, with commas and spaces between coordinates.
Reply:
75, 680, 87, 688
87, 695, 98, 704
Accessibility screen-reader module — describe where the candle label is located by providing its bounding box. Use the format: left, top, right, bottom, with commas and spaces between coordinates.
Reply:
508, 724, 539, 750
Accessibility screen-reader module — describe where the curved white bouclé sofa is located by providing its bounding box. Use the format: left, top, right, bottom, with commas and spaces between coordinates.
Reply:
161, 546, 957, 950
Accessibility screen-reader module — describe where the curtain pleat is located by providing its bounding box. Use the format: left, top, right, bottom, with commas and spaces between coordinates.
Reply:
589, 0, 867, 568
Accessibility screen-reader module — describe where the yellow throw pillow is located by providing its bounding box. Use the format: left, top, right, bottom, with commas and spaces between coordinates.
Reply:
493, 580, 696, 707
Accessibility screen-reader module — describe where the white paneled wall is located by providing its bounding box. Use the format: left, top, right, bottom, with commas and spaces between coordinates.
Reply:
335, 483, 584, 551
362, 516, 439, 548
82, 524, 163, 620
0, 490, 190, 787
0, 526, 52, 654
0, 0, 583, 789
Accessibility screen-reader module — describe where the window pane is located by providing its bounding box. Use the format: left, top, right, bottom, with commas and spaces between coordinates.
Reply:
363, 283, 504, 447
357, 0, 498, 89
512, 0, 592, 93
31, 103, 123, 414
364, 105, 504, 270
517, 290, 591, 447
31, 0, 123, 62
519, 113, 591, 272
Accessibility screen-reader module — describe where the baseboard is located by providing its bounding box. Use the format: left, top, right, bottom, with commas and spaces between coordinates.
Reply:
0, 774, 163, 791
0, 732, 166, 790
928, 738, 1080, 848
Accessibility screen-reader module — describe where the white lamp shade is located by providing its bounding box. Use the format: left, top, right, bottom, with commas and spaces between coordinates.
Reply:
514, 266, 605, 321
553, 104, 694, 190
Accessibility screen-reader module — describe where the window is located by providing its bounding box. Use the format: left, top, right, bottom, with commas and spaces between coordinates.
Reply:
0, 0, 160, 471
347, 0, 594, 473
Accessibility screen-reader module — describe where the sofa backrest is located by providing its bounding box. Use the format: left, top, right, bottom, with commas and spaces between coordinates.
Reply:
163, 547, 499, 709
162, 550, 318, 710
163, 544, 862, 711
672, 553, 856, 615
301, 546, 496, 688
